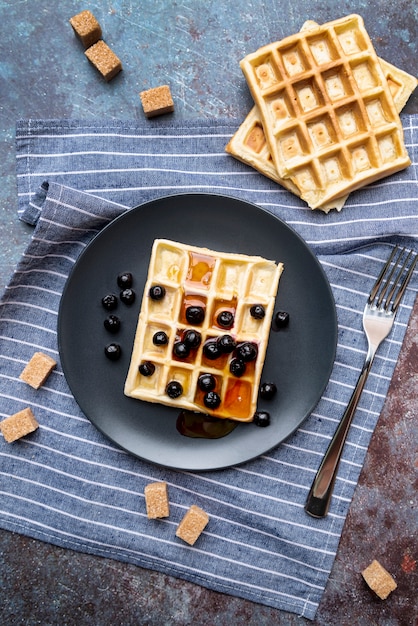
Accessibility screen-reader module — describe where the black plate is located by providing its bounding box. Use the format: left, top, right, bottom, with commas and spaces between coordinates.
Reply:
58, 193, 337, 471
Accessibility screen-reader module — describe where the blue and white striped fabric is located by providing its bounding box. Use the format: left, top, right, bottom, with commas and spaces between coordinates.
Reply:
1, 116, 417, 619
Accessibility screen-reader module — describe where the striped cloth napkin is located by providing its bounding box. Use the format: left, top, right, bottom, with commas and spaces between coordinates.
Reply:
1, 116, 417, 619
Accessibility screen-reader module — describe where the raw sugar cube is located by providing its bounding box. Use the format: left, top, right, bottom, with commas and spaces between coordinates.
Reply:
362, 559, 397, 599
19, 351, 57, 389
176, 505, 209, 545
144, 481, 170, 519
69, 10, 102, 49
0, 408, 39, 443
139, 85, 175, 118
85, 40, 122, 82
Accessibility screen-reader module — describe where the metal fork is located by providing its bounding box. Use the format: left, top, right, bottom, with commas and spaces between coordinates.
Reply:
305, 246, 417, 518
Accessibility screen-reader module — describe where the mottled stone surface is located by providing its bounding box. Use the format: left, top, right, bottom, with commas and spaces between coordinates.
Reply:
0, 1, 417, 624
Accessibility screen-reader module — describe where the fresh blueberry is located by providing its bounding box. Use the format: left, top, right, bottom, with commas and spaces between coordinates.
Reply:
166, 381, 183, 399
117, 272, 133, 288
253, 411, 271, 427
139, 361, 155, 376
173, 341, 190, 359
149, 285, 166, 301
236, 342, 258, 362
217, 310, 234, 328
120, 288, 136, 305
217, 334, 236, 354
102, 294, 118, 310
104, 343, 121, 361
153, 331, 168, 346
260, 382, 277, 400
185, 306, 205, 325
204, 391, 221, 409
104, 314, 120, 333
203, 340, 222, 360
275, 311, 289, 328
229, 358, 246, 377
250, 304, 265, 319
183, 329, 202, 349
198, 373, 216, 392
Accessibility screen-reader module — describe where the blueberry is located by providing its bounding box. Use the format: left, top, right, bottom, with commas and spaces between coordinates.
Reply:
153, 331, 168, 346
173, 341, 190, 359
229, 358, 246, 377
236, 342, 258, 362
203, 340, 222, 360
250, 304, 265, 319
166, 381, 183, 399
104, 314, 121, 333
275, 311, 289, 328
149, 285, 166, 301
139, 361, 155, 376
198, 373, 216, 392
217, 310, 234, 328
185, 306, 205, 325
104, 343, 121, 361
120, 288, 136, 305
117, 272, 133, 288
183, 329, 202, 349
102, 294, 118, 310
204, 391, 221, 410
260, 382, 277, 400
217, 334, 236, 354
253, 411, 271, 427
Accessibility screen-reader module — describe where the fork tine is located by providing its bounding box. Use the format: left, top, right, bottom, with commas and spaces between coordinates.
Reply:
368, 246, 417, 311
368, 246, 398, 305
384, 248, 412, 309
376, 247, 404, 309
390, 251, 418, 312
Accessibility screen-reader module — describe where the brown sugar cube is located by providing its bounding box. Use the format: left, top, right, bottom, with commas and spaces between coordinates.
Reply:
362, 559, 398, 599
19, 352, 57, 389
139, 85, 174, 118
85, 41, 122, 82
0, 408, 39, 443
144, 482, 170, 519
69, 10, 102, 49
175, 504, 209, 545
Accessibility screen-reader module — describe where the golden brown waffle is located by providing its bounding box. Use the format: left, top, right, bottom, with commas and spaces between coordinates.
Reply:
226, 21, 347, 212
382, 58, 418, 112
239, 14, 412, 210
124, 239, 284, 422
226, 21, 417, 212
226, 106, 348, 213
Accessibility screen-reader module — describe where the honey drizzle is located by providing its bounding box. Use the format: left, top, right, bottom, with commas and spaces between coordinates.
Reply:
186, 252, 216, 287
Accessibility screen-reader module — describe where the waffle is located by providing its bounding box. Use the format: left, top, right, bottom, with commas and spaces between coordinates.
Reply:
226, 21, 417, 212
124, 239, 284, 422
239, 14, 412, 210
225, 106, 349, 213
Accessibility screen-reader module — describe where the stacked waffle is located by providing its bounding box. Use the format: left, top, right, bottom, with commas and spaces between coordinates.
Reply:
226, 16, 417, 212
124, 239, 283, 421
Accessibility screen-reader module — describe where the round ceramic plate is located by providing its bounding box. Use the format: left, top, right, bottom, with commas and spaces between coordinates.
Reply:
58, 193, 337, 471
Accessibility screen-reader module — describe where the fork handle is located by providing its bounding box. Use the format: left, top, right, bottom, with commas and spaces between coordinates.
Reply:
305, 355, 373, 518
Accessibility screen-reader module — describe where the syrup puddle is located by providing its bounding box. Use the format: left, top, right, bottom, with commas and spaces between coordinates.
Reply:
176, 410, 238, 439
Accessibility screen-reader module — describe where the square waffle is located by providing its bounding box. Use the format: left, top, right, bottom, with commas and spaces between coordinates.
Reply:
239, 14, 412, 209
124, 239, 284, 422
226, 20, 417, 212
